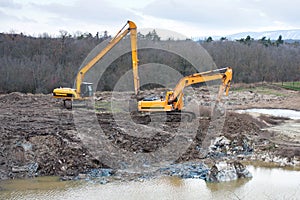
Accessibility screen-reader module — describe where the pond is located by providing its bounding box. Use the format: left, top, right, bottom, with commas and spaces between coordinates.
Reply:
236, 108, 300, 141
236, 108, 300, 120
1, 166, 300, 200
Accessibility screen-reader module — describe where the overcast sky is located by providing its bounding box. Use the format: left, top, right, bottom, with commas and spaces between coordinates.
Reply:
1, 0, 300, 38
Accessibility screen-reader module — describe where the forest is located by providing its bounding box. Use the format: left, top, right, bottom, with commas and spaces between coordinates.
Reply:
0, 31, 299, 93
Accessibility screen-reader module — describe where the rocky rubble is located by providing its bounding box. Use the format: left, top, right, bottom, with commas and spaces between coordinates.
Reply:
159, 162, 209, 180
208, 135, 253, 158
251, 152, 300, 167
75, 161, 252, 183
206, 161, 252, 182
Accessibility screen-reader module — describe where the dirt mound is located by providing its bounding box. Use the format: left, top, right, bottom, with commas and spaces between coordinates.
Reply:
0, 94, 104, 180
97, 113, 174, 153
0, 92, 24, 103
0, 87, 299, 180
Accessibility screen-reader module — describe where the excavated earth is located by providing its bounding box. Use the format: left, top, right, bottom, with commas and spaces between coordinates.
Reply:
0, 83, 299, 180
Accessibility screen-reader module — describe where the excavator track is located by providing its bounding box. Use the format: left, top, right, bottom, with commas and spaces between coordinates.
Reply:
131, 111, 196, 123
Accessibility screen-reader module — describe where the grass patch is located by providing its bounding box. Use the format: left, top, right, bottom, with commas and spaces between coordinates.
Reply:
279, 82, 300, 91
254, 87, 286, 96
231, 83, 286, 96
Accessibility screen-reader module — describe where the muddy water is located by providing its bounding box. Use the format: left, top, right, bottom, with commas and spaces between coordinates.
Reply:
236, 108, 300, 119
236, 108, 300, 142
1, 166, 300, 200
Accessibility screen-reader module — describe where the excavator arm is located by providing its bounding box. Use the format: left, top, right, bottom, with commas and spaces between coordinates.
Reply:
76, 20, 139, 95
168, 67, 232, 103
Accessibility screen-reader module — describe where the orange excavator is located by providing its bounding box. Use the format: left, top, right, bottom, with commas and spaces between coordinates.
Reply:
52, 20, 140, 107
137, 67, 233, 121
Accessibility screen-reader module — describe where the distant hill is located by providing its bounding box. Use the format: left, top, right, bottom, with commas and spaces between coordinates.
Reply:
194, 29, 300, 41
226, 29, 300, 40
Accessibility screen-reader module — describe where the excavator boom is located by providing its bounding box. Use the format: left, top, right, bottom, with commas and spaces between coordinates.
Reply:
75, 21, 138, 95
169, 67, 232, 103
53, 20, 140, 104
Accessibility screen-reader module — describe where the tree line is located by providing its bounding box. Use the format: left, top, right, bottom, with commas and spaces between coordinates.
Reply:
0, 31, 299, 93
201, 35, 300, 83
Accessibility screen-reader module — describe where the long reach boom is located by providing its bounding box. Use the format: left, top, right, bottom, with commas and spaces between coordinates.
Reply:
52, 20, 139, 107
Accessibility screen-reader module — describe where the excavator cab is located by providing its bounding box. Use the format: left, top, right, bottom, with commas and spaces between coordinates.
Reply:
80, 82, 93, 97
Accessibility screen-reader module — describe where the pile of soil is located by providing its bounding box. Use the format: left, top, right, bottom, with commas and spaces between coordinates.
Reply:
0, 93, 104, 180
0, 85, 299, 180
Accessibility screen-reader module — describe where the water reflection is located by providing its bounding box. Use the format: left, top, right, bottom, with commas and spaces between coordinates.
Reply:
1, 166, 300, 200
206, 177, 250, 192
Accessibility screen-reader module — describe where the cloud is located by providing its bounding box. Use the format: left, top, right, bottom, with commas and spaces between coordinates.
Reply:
1, 0, 142, 35
141, 0, 300, 31
1, 0, 299, 36
30, 0, 138, 26
0, 10, 16, 21
0, 9, 38, 34
0, 0, 22, 9
0, 9, 35, 23
251, 0, 300, 27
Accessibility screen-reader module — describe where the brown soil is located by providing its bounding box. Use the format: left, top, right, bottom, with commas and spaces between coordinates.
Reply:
0, 84, 299, 180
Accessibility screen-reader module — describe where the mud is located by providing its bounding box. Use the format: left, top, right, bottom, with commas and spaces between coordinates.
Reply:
0, 84, 299, 180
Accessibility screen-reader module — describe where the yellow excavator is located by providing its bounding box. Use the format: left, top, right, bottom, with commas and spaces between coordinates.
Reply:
52, 20, 232, 118
137, 67, 233, 121
52, 20, 140, 107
